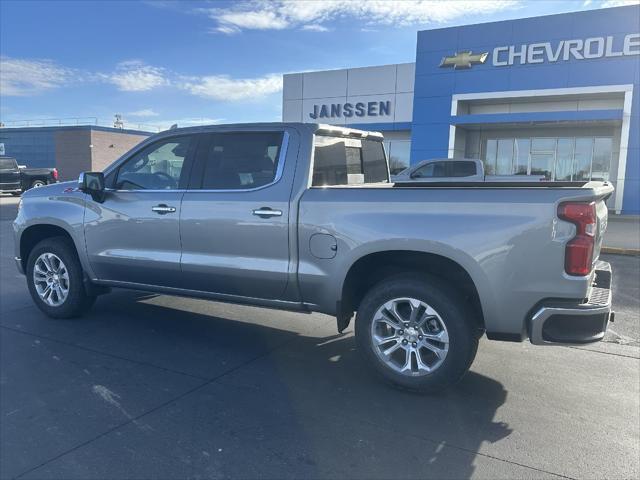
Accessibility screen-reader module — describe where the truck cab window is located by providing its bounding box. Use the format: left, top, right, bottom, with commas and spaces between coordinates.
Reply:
412, 162, 445, 178
450, 161, 477, 177
0, 157, 18, 169
115, 136, 191, 190
199, 132, 283, 190
412, 160, 477, 179
312, 135, 388, 186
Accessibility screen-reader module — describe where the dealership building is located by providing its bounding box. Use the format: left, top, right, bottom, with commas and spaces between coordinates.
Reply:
283, 4, 640, 214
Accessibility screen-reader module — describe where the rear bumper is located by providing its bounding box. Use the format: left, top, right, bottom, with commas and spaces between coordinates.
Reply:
529, 261, 613, 345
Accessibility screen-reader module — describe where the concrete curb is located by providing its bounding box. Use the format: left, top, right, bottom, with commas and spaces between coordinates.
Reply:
601, 246, 640, 256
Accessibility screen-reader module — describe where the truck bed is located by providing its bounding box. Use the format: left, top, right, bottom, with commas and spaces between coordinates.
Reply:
298, 180, 613, 338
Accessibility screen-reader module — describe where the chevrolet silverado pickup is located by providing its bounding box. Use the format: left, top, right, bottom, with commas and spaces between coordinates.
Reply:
13, 123, 614, 391
392, 158, 546, 182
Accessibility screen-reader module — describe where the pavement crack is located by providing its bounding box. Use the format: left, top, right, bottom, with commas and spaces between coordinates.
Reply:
567, 345, 640, 359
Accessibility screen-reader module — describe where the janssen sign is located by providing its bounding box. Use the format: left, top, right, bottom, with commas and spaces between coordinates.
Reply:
493, 33, 640, 66
309, 100, 391, 119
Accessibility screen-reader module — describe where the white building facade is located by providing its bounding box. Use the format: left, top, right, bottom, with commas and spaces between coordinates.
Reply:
282, 63, 415, 173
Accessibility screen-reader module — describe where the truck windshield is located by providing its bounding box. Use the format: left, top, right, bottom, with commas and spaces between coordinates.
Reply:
312, 135, 388, 186
0, 158, 18, 169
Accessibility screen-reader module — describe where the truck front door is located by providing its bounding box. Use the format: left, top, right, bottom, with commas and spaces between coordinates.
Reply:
179, 129, 295, 300
84, 135, 196, 287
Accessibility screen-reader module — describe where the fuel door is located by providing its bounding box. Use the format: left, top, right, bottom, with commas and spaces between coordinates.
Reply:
309, 233, 337, 259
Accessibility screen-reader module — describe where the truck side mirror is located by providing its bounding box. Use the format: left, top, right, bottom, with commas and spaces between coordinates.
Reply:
78, 171, 106, 203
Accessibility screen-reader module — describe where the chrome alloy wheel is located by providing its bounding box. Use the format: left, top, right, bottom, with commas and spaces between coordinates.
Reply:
33, 253, 70, 306
370, 297, 449, 376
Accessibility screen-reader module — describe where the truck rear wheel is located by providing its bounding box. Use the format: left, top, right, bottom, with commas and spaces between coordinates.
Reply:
30, 180, 46, 189
355, 273, 478, 393
26, 237, 96, 319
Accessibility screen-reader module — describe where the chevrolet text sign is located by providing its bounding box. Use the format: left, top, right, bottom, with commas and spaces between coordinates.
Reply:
493, 33, 640, 66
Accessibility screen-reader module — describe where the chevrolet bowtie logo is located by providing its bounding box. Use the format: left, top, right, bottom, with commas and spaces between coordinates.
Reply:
439, 51, 489, 69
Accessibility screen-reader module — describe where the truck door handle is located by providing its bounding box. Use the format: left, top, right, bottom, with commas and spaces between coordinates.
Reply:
252, 207, 283, 218
151, 204, 176, 214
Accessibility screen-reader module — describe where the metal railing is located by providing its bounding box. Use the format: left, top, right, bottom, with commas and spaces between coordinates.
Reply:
0, 117, 165, 132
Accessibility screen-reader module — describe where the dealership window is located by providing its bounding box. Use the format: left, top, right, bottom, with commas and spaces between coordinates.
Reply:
483, 136, 612, 181
386, 140, 411, 175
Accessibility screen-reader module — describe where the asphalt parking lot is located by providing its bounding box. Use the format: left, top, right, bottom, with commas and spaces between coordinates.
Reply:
1, 195, 638, 480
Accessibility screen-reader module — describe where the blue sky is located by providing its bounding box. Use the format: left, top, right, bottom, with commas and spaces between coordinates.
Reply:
0, 0, 636, 131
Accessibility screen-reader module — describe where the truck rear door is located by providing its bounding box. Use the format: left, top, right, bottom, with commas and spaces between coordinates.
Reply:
179, 128, 297, 300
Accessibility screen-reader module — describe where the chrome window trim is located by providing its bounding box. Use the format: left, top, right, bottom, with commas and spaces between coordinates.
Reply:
105, 131, 290, 194
105, 189, 188, 193
184, 130, 290, 194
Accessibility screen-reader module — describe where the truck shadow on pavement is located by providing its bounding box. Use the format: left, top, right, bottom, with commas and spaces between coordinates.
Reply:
2, 288, 513, 479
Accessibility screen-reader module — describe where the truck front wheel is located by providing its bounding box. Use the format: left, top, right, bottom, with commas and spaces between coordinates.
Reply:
26, 237, 96, 319
355, 274, 478, 393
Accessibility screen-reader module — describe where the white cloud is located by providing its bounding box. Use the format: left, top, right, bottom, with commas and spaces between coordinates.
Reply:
103, 60, 168, 92
2, 55, 282, 103
127, 108, 159, 117
0, 56, 73, 96
211, 9, 289, 33
601, 0, 639, 6
180, 73, 282, 101
301, 24, 330, 32
204, 0, 520, 33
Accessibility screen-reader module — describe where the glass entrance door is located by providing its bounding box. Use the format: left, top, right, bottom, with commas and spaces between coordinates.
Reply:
482, 136, 613, 181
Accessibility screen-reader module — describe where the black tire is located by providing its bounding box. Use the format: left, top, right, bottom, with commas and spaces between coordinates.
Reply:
355, 273, 479, 393
30, 180, 46, 189
26, 237, 96, 319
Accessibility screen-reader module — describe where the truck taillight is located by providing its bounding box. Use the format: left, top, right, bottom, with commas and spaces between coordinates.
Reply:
558, 202, 597, 276
53, 168, 58, 181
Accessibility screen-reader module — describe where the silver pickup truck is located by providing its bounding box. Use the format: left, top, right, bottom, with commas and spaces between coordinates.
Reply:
392, 158, 546, 183
13, 123, 614, 392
